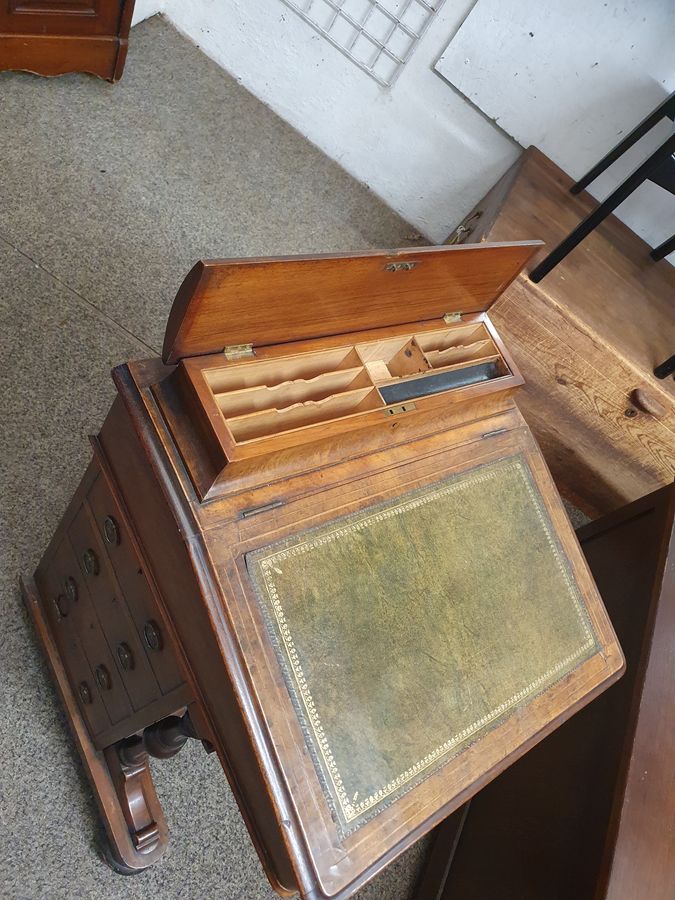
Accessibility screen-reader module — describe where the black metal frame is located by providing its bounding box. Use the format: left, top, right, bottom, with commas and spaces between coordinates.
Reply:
529, 91, 675, 282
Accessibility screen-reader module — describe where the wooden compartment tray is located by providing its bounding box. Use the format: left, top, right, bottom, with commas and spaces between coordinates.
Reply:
177, 319, 512, 471
228, 387, 384, 443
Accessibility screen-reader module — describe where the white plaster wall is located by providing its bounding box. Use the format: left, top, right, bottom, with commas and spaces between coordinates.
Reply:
153, 0, 518, 242
133, 2, 670, 255
131, 0, 163, 26
436, 0, 675, 259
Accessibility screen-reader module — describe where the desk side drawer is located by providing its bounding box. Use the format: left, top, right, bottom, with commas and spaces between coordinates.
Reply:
38, 535, 130, 735
37, 536, 111, 738
34, 456, 191, 750
66, 502, 161, 713
86, 473, 184, 696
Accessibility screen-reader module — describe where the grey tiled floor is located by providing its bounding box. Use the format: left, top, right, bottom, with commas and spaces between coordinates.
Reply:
0, 15, 427, 900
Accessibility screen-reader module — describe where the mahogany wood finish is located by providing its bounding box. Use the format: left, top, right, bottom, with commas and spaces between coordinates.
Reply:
162, 243, 539, 364
448, 146, 675, 517
21, 577, 171, 872
25, 244, 625, 899
416, 484, 675, 900
0, 0, 135, 81
166, 312, 522, 499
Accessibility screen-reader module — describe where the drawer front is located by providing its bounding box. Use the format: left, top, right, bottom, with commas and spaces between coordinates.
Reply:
34, 456, 192, 748
39, 540, 110, 737
67, 504, 161, 712
0, 0, 123, 35
87, 473, 184, 695
41, 536, 132, 730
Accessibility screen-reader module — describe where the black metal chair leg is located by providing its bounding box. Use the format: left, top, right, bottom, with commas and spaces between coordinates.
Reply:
650, 233, 675, 261
530, 134, 675, 283
654, 355, 675, 380
571, 90, 675, 195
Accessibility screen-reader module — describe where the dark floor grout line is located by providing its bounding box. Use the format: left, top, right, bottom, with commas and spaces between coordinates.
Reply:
0, 232, 160, 356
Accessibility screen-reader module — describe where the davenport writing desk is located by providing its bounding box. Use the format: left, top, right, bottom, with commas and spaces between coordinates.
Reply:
22, 243, 625, 898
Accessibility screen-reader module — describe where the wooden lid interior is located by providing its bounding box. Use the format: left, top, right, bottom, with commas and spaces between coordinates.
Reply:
162, 242, 541, 364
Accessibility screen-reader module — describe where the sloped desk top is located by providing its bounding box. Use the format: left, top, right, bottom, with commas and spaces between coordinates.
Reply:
246, 454, 598, 836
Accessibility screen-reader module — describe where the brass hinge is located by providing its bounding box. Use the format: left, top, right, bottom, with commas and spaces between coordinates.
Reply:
443, 312, 462, 324
239, 499, 284, 519
222, 343, 254, 360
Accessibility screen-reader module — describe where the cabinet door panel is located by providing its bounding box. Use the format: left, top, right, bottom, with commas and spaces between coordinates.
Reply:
0, 0, 120, 35
0, 0, 133, 81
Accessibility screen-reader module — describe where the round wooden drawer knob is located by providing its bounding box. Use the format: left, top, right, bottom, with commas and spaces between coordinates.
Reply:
117, 642, 135, 671
143, 621, 163, 652
78, 682, 93, 705
629, 388, 666, 419
83, 548, 100, 576
103, 516, 120, 546
95, 665, 112, 691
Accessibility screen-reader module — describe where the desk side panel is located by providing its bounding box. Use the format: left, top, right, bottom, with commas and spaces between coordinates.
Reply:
98, 396, 299, 896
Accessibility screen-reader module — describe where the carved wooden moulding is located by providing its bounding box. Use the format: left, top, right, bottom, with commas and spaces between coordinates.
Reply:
24, 243, 624, 898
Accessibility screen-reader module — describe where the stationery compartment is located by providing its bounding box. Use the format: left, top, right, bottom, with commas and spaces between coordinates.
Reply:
415, 324, 499, 370
373, 326, 508, 404
378, 358, 506, 405
205, 347, 361, 394
349, 325, 508, 405
182, 321, 513, 460
356, 336, 430, 383
216, 367, 372, 419
207, 347, 384, 444
228, 387, 384, 443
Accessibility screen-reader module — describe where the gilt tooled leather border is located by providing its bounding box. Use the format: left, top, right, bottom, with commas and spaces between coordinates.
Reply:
245, 455, 599, 837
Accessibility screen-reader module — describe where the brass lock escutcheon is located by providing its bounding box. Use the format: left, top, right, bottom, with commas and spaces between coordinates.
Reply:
384, 261, 417, 272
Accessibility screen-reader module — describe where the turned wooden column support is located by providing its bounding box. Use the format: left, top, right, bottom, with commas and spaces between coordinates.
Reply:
144, 713, 197, 759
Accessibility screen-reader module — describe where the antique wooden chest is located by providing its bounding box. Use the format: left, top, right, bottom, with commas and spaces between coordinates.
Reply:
447, 147, 675, 517
23, 243, 625, 899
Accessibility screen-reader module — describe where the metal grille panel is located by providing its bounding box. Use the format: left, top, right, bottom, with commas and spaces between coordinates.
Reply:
281, 0, 445, 86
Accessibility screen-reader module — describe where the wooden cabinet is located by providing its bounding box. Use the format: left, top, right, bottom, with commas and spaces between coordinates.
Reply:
416, 484, 675, 900
0, 0, 135, 81
23, 243, 625, 897
447, 147, 675, 517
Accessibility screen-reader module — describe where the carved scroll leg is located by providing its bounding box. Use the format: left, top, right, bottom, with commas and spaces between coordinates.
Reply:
22, 577, 169, 874
103, 736, 168, 869
102, 713, 203, 868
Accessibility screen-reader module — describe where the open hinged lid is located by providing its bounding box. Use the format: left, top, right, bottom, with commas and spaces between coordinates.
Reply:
162, 242, 541, 364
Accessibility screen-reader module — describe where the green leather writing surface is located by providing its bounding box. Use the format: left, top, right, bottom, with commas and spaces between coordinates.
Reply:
246, 455, 598, 834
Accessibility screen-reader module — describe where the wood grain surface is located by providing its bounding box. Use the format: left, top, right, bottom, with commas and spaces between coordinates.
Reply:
119, 352, 624, 898
450, 147, 675, 515
0, 0, 134, 81
162, 243, 541, 363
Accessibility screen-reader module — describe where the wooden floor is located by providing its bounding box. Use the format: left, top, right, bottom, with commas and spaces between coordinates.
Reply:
454, 147, 675, 516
